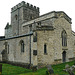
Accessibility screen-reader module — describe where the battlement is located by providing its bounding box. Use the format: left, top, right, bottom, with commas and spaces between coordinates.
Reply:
11, 1, 39, 12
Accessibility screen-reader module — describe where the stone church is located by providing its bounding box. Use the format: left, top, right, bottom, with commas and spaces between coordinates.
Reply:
0, 1, 75, 67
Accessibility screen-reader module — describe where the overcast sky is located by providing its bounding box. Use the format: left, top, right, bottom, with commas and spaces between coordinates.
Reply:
0, 0, 75, 36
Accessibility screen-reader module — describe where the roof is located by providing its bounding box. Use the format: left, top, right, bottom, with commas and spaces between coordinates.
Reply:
22, 11, 72, 27
72, 31, 75, 36
0, 32, 33, 41
0, 36, 5, 39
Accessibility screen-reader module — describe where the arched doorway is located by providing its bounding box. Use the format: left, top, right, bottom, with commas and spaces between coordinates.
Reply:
62, 51, 66, 62
1, 42, 8, 62
1, 49, 7, 62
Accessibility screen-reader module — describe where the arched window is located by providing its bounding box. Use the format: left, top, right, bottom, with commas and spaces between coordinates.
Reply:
61, 30, 67, 46
20, 40, 24, 52
4, 42, 7, 50
4, 42, 9, 54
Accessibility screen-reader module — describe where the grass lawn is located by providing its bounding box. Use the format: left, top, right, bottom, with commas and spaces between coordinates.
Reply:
1, 60, 75, 75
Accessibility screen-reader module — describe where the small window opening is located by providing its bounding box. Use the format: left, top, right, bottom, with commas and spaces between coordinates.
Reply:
44, 44, 47, 54
15, 15, 18, 20
37, 22, 41, 25
8, 45, 9, 54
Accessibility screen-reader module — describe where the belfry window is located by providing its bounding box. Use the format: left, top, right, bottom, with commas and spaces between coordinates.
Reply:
44, 44, 47, 54
20, 40, 24, 52
37, 21, 41, 25
62, 30, 67, 46
30, 15, 33, 20
15, 15, 18, 20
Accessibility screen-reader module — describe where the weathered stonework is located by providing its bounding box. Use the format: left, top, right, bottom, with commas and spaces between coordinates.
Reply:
0, 1, 75, 68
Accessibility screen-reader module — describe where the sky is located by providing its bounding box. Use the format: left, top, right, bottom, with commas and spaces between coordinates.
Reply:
0, 0, 75, 36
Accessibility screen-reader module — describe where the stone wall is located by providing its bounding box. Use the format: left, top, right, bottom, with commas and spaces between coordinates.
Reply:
0, 34, 34, 64
54, 17, 74, 62
35, 14, 74, 66
0, 41, 5, 61
72, 31, 75, 58
21, 11, 74, 66
37, 30, 55, 65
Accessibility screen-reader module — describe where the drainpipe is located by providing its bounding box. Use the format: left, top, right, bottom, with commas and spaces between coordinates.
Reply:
30, 34, 31, 66
18, 8, 19, 35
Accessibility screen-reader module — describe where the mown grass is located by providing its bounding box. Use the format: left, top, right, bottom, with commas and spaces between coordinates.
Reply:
1, 60, 75, 75
1, 64, 32, 75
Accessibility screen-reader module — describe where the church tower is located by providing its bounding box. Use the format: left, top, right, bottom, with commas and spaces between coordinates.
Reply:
11, 1, 39, 36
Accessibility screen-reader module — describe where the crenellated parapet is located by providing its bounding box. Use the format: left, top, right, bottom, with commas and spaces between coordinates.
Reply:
11, 1, 39, 12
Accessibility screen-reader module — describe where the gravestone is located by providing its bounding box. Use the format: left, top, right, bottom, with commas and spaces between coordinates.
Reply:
63, 64, 74, 75
0, 64, 2, 74
32, 66, 37, 72
65, 64, 70, 69
72, 65, 75, 71
46, 65, 54, 75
